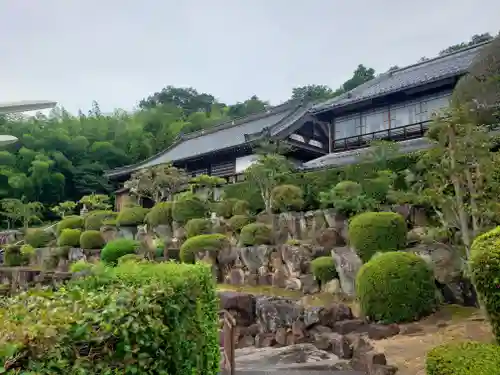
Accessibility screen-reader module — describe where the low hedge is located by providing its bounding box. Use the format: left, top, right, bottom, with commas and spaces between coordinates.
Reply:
311, 256, 338, 284
469, 226, 500, 342
84, 210, 117, 230
56, 215, 84, 235
145, 202, 173, 226
80, 230, 105, 249
116, 207, 149, 226
24, 228, 53, 248
57, 228, 81, 247
426, 341, 500, 375
180, 233, 229, 263
100, 238, 138, 265
185, 218, 213, 238
348, 211, 407, 262
239, 222, 273, 246
0, 262, 219, 374
356, 251, 437, 323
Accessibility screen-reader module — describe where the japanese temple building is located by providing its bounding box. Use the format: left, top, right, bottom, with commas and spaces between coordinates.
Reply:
106, 41, 490, 209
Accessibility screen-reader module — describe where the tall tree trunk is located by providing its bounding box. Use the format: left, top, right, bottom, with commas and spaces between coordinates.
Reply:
464, 168, 480, 237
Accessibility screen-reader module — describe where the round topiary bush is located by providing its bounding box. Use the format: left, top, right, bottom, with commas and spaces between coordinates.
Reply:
213, 198, 239, 218
271, 184, 304, 213
232, 200, 250, 216
100, 238, 139, 265
56, 216, 84, 235
311, 256, 338, 284
348, 211, 407, 262
356, 251, 437, 323
116, 207, 149, 227
24, 228, 54, 248
3, 245, 29, 266
185, 218, 212, 238
145, 202, 173, 227
57, 228, 82, 247
469, 226, 500, 342
239, 222, 273, 246
84, 210, 117, 230
227, 215, 253, 233
80, 230, 105, 249
180, 233, 229, 263
172, 194, 208, 224
426, 341, 500, 375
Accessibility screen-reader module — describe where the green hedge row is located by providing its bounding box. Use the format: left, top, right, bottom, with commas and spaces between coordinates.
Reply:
0, 262, 219, 374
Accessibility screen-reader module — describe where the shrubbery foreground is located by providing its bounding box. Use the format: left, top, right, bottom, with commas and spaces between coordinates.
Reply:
0, 262, 219, 374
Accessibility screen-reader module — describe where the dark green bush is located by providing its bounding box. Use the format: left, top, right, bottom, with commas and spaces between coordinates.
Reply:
84, 210, 117, 230
145, 202, 173, 226
180, 233, 229, 263
311, 256, 338, 284
24, 228, 54, 248
100, 238, 138, 265
271, 184, 304, 213
232, 199, 250, 215
0, 262, 219, 374
116, 207, 149, 226
469, 226, 500, 343
426, 341, 500, 375
348, 211, 407, 262
223, 183, 265, 213
356, 251, 437, 323
227, 215, 253, 233
172, 194, 208, 224
57, 228, 81, 247
80, 230, 105, 250
213, 198, 239, 218
239, 222, 273, 246
3, 245, 29, 266
56, 216, 84, 235
185, 218, 213, 238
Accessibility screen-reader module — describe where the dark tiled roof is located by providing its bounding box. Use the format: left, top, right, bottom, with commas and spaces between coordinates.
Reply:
106, 101, 309, 177
311, 41, 490, 113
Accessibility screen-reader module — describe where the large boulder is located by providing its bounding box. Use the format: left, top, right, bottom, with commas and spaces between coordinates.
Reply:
218, 291, 256, 326
256, 296, 304, 333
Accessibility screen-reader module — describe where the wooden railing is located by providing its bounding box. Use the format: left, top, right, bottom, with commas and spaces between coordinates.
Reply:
332, 121, 430, 152
219, 309, 236, 375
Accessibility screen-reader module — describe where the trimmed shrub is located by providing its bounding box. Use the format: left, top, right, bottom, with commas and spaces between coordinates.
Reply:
3, 245, 29, 266
69, 259, 94, 273
426, 341, 500, 375
24, 228, 53, 248
228, 215, 253, 233
84, 210, 117, 230
180, 233, 229, 263
57, 228, 81, 247
172, 194, 208, 224
80, 230, 105, 249
116, 207, 149, 226
185, 218, 212, 238
232, 199, 250, 216
213, 198, 238, 218
20, 244, 35, 257
348, 211, 407, 262
469, 226, 500, 342
0, 262, 219, 374
56, 215, 84, 235
145, 202, 173, 226
100, 238, 138, 265
271, 184, 304, 213
239, 222, 273, 246
356, 251, 437, 323
311, 256, 338, 284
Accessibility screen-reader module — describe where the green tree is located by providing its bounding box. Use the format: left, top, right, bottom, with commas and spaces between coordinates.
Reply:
51, 201, 77, 218
79, 194, 112, 211
0, 198, 44, 230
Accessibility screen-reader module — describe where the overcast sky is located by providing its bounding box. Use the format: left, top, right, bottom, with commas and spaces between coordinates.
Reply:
1, 0, 499, 114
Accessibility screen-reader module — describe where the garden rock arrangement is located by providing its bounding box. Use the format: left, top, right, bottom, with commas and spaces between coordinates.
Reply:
219, 291, 399, 374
